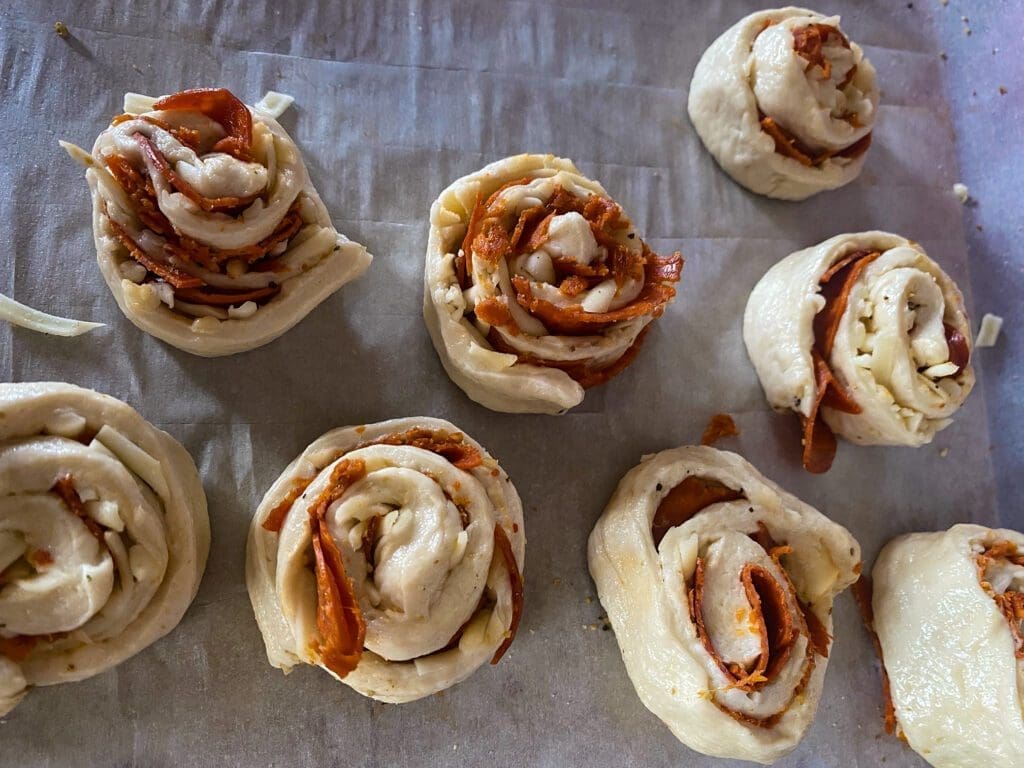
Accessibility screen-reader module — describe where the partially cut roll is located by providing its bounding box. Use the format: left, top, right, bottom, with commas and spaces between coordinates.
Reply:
871, 525, 1024, 768
424, 154, 682, 414
744, 231, 974, 473
0, 382, 209, 716
62, 88, 372, 356
588, 446, 860, 763
688, 7, 878, 200
246, 418, 525, 703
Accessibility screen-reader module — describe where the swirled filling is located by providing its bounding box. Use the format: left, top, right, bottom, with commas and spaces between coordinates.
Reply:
976, 540, 1024, 658
262, 429, 523, 678
78, 88, 340, 324
0, 419, 170, 665
749, 17, 874, 166
458, 175, 682, 388
653, 478, 831, 727
801, 247, 970, 473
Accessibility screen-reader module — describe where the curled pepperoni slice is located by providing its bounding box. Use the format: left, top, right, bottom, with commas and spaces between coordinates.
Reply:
152, 87, 253, 161
308, 459, 368, 679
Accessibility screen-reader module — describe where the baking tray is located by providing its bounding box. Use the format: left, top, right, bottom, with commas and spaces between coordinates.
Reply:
0, 1, 1018, 766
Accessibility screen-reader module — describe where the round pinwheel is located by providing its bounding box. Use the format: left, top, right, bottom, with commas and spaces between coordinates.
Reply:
62, 88, 371, 356
424, 154, 682, 413
689, 7, 878, 200
246, 418, 524, 703
744, 231, 974, 472
0, 382, 209, 716
589, 446, 860, 763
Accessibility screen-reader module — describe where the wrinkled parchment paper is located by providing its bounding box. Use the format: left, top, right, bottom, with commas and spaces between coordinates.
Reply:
0, 2, 1003, 766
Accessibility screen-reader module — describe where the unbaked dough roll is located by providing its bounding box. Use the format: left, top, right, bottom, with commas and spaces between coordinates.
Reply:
62, 88, 372, 356
744, 231, 974, 473
0, 382, 209, 716
871, 525, 1024, 768
246, 418, 525, 703
424, 154, 682, 414
688, 7, 878, 200
588, 446, 859, 763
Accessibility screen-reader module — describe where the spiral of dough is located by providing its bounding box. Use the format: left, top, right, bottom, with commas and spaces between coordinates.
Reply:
588, 446, 859, 763
246, 418, 525, 703
424, 153, 681, 414
0, 382, 209, 716
688, 7, 878, 200
744, 231, 974, 472
63, 88, 371, 356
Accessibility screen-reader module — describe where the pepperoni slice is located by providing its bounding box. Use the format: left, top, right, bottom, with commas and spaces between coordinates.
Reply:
689, 540, 821, 728
174, 284, 280, 306
261, 478, 314, 533
792, 23, 850, 79
490, 524, 524, 664
651, 476, 743, 548
474, 297, 518, 334
105, 216, 204, 289
760, 116, 872, 167
741, 564, 799, 684
104, 154, 173, 236
815, 251, 879, 356
308, 459, 368, 679
800, 251, 880, 473
360, 428, 483, 470
152, 88, 253, 161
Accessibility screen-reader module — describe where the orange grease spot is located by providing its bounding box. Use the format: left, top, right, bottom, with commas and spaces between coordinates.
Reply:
701, 413, 740, 446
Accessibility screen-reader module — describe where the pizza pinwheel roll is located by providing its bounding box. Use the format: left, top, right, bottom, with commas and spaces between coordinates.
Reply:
688, 7, 878, 200
744, 231, 974, 473
62, 88, 372, 356
424, 154, 682, 414
870, 525, 1024, 768
0, 382, 209, 716
588, 446, 860, 763
246, 418, 524, 703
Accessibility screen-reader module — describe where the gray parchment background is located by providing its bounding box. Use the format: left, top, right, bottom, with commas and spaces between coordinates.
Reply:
0, 2, 1018, 766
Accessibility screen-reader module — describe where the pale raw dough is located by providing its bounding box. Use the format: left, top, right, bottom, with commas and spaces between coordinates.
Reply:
588, 446, 860, 763
873, 524, 1024, 768
744, 231, 974, 446
0, 382, 209, 716
423, 153, 676, 414
688, 7, 879, 200
246, 417, 525, 703
65, 91, 372, 357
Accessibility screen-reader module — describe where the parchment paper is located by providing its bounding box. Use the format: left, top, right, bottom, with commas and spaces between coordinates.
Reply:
0, 2, 1009, 766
